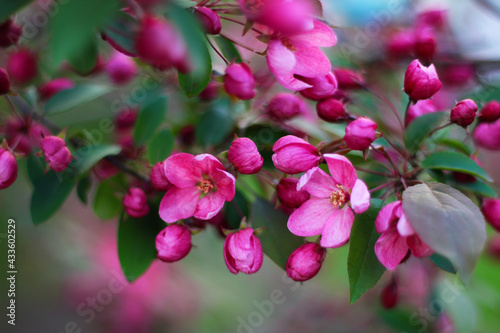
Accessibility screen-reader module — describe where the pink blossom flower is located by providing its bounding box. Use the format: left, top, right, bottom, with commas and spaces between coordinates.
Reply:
374, 201, 433, 270
380, 278, 399, 309
38, 78, 75, 100
6, 49, 37, 84
194, 7, 222, 35
414, 28, 436, 63
386, 30, 415, 59
333, 68, 365, 90
286, 242, 326, 281
159, 153, 236, 222
404, 59, 442, 102
344, 117, 377, 151
450, 99, 477, 128
272, 135, 321, 174
228, 137, 263, 174
482, 199, 500, 232
406, 99, 437, 126
479, 101, 500, 123
105, 51, 138, 85
150, 161, 171, 191
115, 108, 138, 133
40, 136, 72, 172
0, 68, 10, 95
224, 63, 256, 100
266, 21, 336, 91
473, 119, 500, 150
287, 154, 370, 248
0, 19, 22, 48
299, 72, 338, 100
266, 93, 308, 120
123, 187, 150, 218
5, 118, 51, 155
277, 178, 310, 208
0, 148, 17, 190
156, 224, 192, 262
223, 227, 263, 274
316, 98, 347, 122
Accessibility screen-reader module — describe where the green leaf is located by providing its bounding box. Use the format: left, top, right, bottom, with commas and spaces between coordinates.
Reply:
422, 151, 492, 182
68, 144, 121, 177
378, 308, 422, 333
250, 198, 304, 270
31, 171, 76, 224
67, 37, 98, 75
430, 253, 457, 274
404, 112, 448, 154
134, 96, 168, 146
76, 175, 92, 204
118, 209, 165, 282
196, 99, 234, 147
44, 84, 113, 114
348, 199, 386, 303
92, 180, 122, 220
102, 11, 138, 56
167, 4, 212, 97
214, 36, 243, 63
435, 138, 472, 155
0, 0, 34, 22
48, 0, 120, 69
453, 180, 497, 198
224, 190, 250, 229
402, 183, 486, 283
147, 129, 174, 164
27, 154, 45, 186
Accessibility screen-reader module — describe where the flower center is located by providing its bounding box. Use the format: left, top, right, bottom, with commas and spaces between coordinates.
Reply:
198, 179, 214, 194
281, 38, 297, 52
329, 184, 350, 208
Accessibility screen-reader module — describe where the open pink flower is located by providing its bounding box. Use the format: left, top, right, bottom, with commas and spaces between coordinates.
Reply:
266, 21, 336, 91
374, 201, 433, 270
272, 135, 321, 174
159, 153, 236, 222
287, 154, 370, 248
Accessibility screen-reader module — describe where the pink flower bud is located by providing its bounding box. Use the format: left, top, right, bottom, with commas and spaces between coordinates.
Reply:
228, 137, 263, 174
93, 159, 120, 180
344, 117, 377, 151
474, 119, 500, 151
277, 178, 310, 208
194, 7, 222, 35
40, 136, 72, 172
487, 235, 500, 260
224, 228, 263, 274
6, 49, 38, 84
198, 81, 218, 101
440, 64, 475, 87
150, 161, 171, 191
0, 148, 18, 190
479, 101, 500, 122
0, 68, 10, 95
316, 98, 347, 122
414, 29, 436, 63
386, 30, 415, 59
115, 108, 138, 132
224, 63, 256, 100
136, 15, 190, 72
123, 187, 150, 218
155, 224, 192, 262
286, 243, 326, 282
416, 9, 447, 30
406, 99, 437, 126
380, 279, 399, 309
267, 93, 307, 120
299, 72, 338, 100
0, 19, 22, 48
38, 78, 75, 100
272, 135, 321, 174
333, 68, 365, 90
482, 199, 500, 232
450, 99, 477, 127
404, 59, 442, 101
106, 51, 138, 85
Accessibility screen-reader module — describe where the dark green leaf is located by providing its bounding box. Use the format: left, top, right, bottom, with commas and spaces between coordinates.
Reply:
67, 37, 98, 75
44, 84, 113, 114
27, 154, 45, 186
435, 138, 472, 155
404, 112, 448, 154
224, 190, 250, 229
167, 4, 212, 97
118, 209, 165, 282
31, 171, 76, 224
102, 11, 138, 56
430, 253, 457, 274
453, 180, 497, 198
0, 0, 34, 22
348, 199, 386, 303
134, 96, 168, 146
147, 129, 174, 164
214, 36, 243, 63
68, 144, 121, 177
250, 198, 304, 270
422, 151, 492, 182
196, 99, 234, 147
76, 175, 92, 204
402, 183, 486, 283
378, 309, 421, 333
92, 180, 122, 220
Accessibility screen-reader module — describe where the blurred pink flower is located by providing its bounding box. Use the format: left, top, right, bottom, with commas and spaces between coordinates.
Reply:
123, 187, 150, 218
40, 136, 72, 172
38, 78, 75, 100
0, 148, 17, 190
406, 99, 437, 126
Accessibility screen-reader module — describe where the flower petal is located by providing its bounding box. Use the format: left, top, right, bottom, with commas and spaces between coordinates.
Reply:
320, 206, 354, 248
212, 169, 236, 201
164, 153, 201, 188
194, 191, 226, 220
350, 179, 370, 214
192, 154, 225, 175
288, 198, 334, 237
407, 235, 433, 258
290, 21, 337, 47
375, 201, 402, 233
297, 167, 335, 198
323, 153, 357, 189
272, 135, 312, 151
291, 46, 332, 79
374, 225, 409, 270
159, 186, 199, 223
397, 213, 415, 237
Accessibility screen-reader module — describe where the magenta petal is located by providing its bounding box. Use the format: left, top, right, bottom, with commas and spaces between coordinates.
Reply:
212, 169, 236, 201
292, 46, 332, 79
290, 21, 337, 47
192, 153, 225, 175
297, 167, 335, 198
407, 235, 433, 258
194, 191, 226, 220
164, 153, 201, 188
273, 135, 312, 151
374, 225, 409, 270
397, 213, 415, 237
350, 179, 370, 214
159, 186, 200, 223
223, 233, 238, 274
323, 153, 357, 190
375, 201, 402, 233
320, 206, 354, 248
288, 198, 334, 237
272, 142, 320, 174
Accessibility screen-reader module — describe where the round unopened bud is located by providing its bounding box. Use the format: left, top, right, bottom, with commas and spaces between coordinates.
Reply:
6, 49, 37, 84
0, 68, 10, 95
404, 59, 441, 102
150, 161, 171, 191
277, 178, 310, 208
0, 19, 22, 48
381, 279, 399, 309
123, 187, 150, 218
414, 29, 436, 63
286, 243, 326, 282
194, 7, 222, 35
316, 98, 347, 122
406, 99, 437, 126
228, 137, 263, 174
0, 148, 18, 190
224, 63, 256, 100
224, 228, 263, 274
156, 224, 192, 262
479, 101, 500, 123
344, 117, 377, 151
487, 235, 500, 260
482, 199, 500, 232
440, 63, 475, 87
473, 119, 500, 151
299, 72, 337, 100
267, 93, 306, 121
40, 136, 72, 172
333, 68, 365, 90
386, 30, 415, 59
198, 82, 218, 101
38, 78, 75, 100
105, 51, 138, 85
115, 108, 138, 133
450, 99, 477, 128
